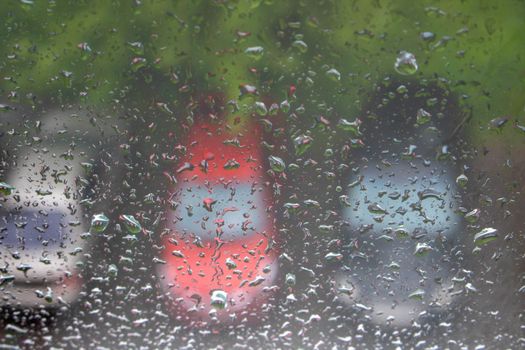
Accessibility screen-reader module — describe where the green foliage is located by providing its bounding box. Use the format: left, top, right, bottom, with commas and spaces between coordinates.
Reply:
1, 0, 524, 143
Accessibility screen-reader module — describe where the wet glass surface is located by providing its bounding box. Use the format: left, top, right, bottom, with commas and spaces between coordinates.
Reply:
1, 1, 525, 349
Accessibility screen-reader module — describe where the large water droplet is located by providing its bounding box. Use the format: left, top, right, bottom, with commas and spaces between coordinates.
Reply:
292, 40, 308, 53
293, 134, 313, 156
326, 68, 341, 81
337, 118, 362, 136
268, 155, 286, 172
244, 46, 264, 59
119, 214, 142, 234
91, 213, 109, 233
474, 227, 498, 245
408, 289, 425, 300
255, 101, 268, 116
394, 51, 418, 75
456, 174, 469, 188
416, 108, 431, 125
0, 182, 15, 196
210, 290, 228, 309
414, 242, 433, 256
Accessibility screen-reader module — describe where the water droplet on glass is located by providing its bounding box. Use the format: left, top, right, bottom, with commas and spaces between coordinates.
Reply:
456, 174, 469, 188
172, 250, 185, 258
0, 182, 15, 196
285, 273, 296, 286
394, 227, 409, 238
414, 242, 433, 256
225, 258, 237, 270
326, 68, 341, 81
292, 40, 308, 53
465, 208, 480, 223
0, 104, 15, 112
368, 203, 387, 215
223, 159, 240, 170
408, 289, 426, 300
268, 155, 286, 173
91, 213, 109, 233
280, 100, 290, 113
244, 46, 264, 59
107, 264, 118, 277
474, 227, 498, 245
416, 108, 432, 125
119, 214, 142, 234
293, 134, 313, 156
127, 41, 144, 55
77, 42, 92, 60
255, 101, 268, 116
394, 51, 418, 75
239, 84, 258, 98
210, 290, 228, 309
489, 117, 508, 129
267, 103, 279, 116
337, 118, 362, 136
325, 252, 343, 262
418, 188, 442, 201
396, 85, 408, 94
131, 57, 147, 72
203, 197, 216, 212
420, 32, 436, 41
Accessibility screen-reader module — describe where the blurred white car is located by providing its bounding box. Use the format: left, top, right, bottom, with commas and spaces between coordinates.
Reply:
0, 108, 105, 308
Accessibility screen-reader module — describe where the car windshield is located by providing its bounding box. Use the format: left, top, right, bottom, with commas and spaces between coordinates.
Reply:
1, 1, 524, 349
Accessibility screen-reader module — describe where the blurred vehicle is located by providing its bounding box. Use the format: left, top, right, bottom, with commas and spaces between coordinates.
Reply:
335, 82, 467, 326
157, 113, 280, 325
0, 108, 103, 309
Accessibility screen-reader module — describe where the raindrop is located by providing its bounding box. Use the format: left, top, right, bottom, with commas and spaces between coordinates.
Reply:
465, 208, 480, 223
418, 188, 442, 201
172, 250, 185, 258
244, 46, 264, 59
456, 174, 469, 188
285, 273, 296, 286
248, 275, 266, 287
224, 159, 240, 170
337, 118, 362, 136
408, 289, 425, 300
107, 264, 118, 277
210, 290, 228, 309
203, 198, 216, 212
268, 103, 279, 115
326, 68, 341, 81
489, 117, 508, 129
325, 252, 343, 261
394, 51, 418, 75
119, 214, 142, 234
0, 182, 15, 196
0, 104, 15, 112
368, 203, 387, 215
414, 242, 433, 256
420, 32, 436, 41
394, 227, 409, 238
91, 213, 109, 233
127, 41, 144, 55
292, 40, 308, 53
474, 227, 498, 245
225, 258, 237, 270
130, 57, 147, 72
293, 134, 313, 156
280, 100, 290, 113
255, 101, 268, 116
268, 155, 286, 172
416, 108, 432, 125
239, 84, 258, 98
